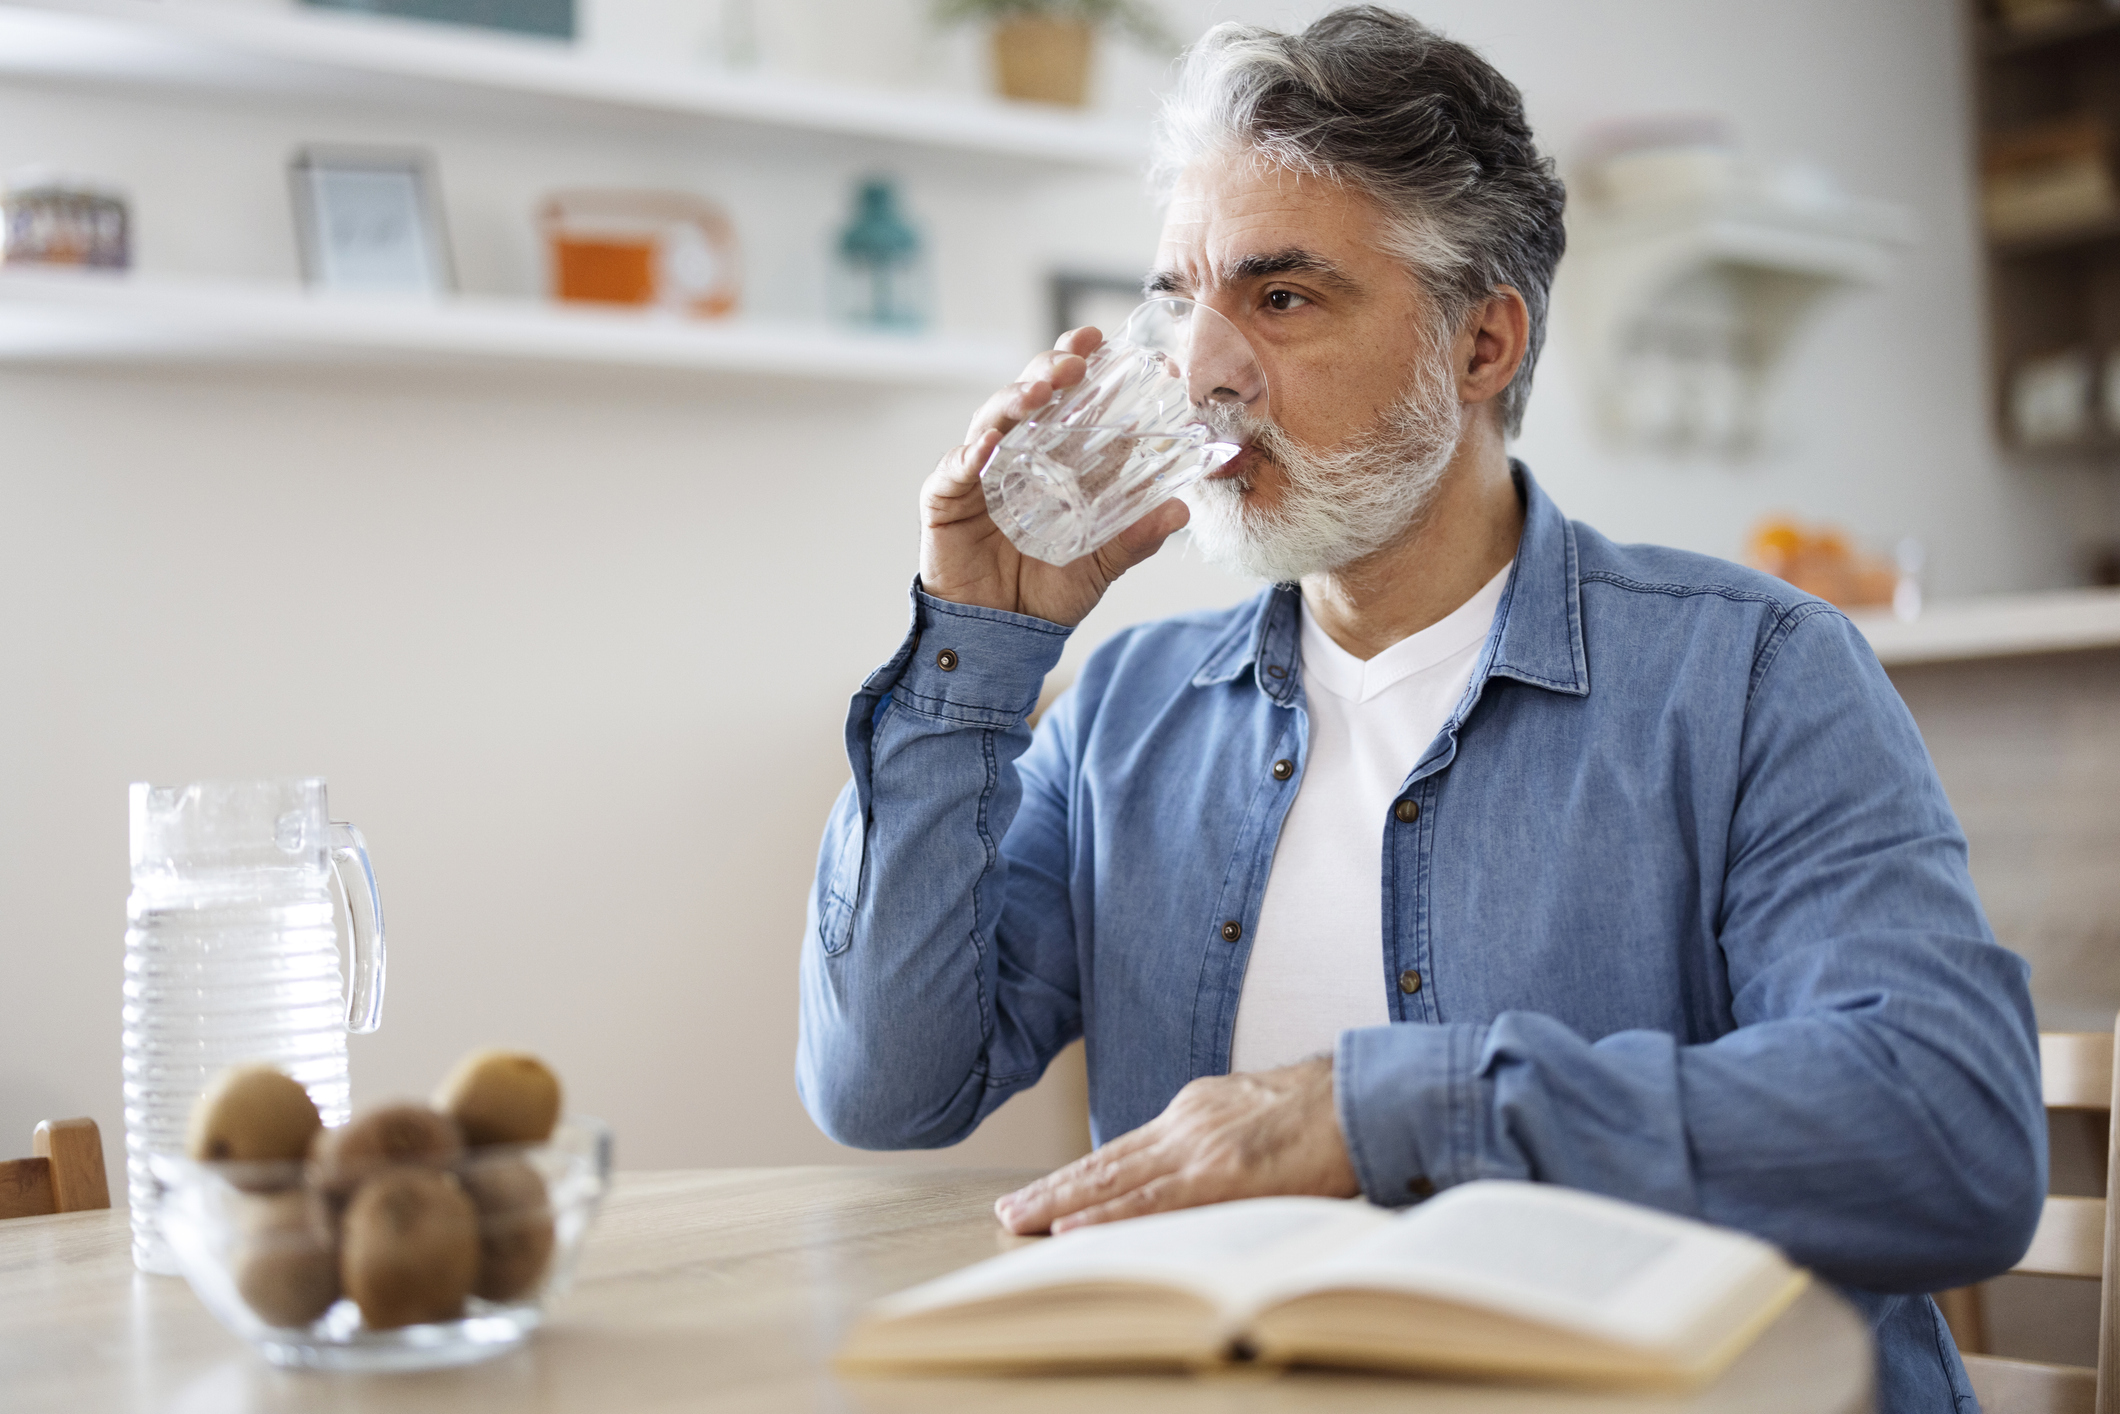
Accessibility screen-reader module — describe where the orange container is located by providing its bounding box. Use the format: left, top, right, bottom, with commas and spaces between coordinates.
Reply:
553, 239, 656, 305
540, 190, 738, 317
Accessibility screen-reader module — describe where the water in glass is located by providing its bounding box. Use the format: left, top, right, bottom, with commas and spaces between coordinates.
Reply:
982, 297, 1268, 566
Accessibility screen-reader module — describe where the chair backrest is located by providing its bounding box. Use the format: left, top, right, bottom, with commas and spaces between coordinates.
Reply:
1951, 1021, 2119, 1414
0, 1118, 111, 1221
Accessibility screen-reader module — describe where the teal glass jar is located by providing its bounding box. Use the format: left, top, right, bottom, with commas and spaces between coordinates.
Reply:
834, 178, 929, 332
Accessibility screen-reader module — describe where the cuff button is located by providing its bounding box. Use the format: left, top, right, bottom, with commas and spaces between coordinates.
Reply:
1407, 1176, 1436, 1199
936, 648, 959, 672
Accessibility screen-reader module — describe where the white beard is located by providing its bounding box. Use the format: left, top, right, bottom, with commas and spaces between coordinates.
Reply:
1180, 343, 1463, 584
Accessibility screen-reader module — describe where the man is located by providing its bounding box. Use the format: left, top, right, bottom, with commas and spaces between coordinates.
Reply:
799, 9, 2043, 1410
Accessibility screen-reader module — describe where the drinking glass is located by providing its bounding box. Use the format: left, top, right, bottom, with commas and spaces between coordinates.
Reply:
981, 297, 1268, 566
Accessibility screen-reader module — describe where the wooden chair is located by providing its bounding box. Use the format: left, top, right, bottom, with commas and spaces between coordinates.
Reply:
1937, 1024, 2118, 1414
0, 1118, 111, 1220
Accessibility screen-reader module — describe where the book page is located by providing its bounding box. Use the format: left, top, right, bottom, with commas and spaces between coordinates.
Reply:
1255, 1181, 1789, 1351
866, 1197, 1390, 1322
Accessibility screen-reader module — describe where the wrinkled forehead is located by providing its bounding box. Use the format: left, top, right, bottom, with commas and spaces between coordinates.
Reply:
1150, 157, 1392, 297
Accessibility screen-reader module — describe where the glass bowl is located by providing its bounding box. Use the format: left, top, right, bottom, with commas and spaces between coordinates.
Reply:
151, 1116, 611, 1372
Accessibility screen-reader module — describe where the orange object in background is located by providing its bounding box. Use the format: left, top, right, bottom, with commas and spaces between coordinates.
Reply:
553, 238, 656, 305
540, 189, 739, 318
1745, 518, 1899, 609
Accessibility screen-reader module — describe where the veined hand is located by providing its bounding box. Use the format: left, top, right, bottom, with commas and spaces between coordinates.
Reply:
992, 1055, 1361, 1235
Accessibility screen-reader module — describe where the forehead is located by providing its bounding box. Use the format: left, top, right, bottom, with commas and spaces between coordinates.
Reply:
1154, 158, 1391, 288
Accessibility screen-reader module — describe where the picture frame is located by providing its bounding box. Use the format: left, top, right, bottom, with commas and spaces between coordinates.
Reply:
1049, 271, 1147, 344
300, 0, 574, 41
289, 146, 455, 295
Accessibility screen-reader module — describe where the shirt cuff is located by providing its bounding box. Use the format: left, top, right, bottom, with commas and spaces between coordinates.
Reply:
1335, 1021, 1487, 1206
867, 577, 1073, 729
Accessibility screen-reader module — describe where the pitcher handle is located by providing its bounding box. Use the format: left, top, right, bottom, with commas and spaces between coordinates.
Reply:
328, 821, 387, 1034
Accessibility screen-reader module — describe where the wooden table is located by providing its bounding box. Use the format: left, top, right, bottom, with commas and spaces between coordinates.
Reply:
0, 1167, 1873, 1412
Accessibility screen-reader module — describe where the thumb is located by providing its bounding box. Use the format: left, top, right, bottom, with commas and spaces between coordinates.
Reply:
1094, 497, 1190, 580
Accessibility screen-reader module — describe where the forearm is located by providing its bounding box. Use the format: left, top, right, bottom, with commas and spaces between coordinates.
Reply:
1335, 933, 2045, 1290
797, 584, 1075, 1149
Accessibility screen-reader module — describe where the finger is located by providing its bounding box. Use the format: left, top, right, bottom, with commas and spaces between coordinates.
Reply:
1010, 1121, 1161, 1209
1091, 496, 1190, 581
1051, 1172, 1199, 1234
996, 1137, 1173, 1234
964, 379, 1056, 445
1052, 325, 1103, 358
1002, 347, 1089, 401
995, 1146, 1138, 1233
928, 429, 1002, 500
1047, 349, 1091, 393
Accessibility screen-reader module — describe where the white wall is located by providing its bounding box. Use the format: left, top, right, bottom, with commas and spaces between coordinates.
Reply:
2, 0, 2112, 1194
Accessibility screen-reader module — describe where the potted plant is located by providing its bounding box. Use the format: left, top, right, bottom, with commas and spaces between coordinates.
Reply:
933, 0, 1173, 108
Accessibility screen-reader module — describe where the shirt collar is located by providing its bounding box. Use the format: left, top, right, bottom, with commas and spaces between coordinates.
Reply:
1189, 461, 1588, 704
1191, 577, 1302, 704
1487, 462, 1589, 698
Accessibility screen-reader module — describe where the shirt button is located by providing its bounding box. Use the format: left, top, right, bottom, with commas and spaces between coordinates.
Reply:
936, 648, 958, 672
1398, 968, 1422, 995
1407, 1176, 1436, 1199
1394, 798, 1420, 824
1265, 664, 1288, 679
1220, 920, 1243, 943
1272, 759, 1294, 781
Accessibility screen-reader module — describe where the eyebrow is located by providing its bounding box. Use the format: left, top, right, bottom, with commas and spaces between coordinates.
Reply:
1145, 247, 1359, 297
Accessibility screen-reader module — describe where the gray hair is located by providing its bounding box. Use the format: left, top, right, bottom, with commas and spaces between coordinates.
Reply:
1149, 6, 1566, 437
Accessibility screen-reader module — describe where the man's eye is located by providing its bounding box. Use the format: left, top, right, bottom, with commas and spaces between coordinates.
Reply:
1265, 289, 1309, 312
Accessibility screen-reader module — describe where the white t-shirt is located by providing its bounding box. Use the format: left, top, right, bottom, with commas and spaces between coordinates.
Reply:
1229, 562, 1513, 1074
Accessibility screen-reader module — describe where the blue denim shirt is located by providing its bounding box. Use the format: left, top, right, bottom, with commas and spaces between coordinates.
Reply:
800, 465, 2043, 1413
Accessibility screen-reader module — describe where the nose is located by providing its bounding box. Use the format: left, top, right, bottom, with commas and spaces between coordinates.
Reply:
1185, 314, 1265, 413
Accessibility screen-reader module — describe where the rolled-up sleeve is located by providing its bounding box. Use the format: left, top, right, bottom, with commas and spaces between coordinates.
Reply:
1335, 607, 2047, 1293
798, 580, 1083, 1150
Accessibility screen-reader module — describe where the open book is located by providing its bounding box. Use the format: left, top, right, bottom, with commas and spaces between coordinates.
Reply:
838, 1180, 1808, 1390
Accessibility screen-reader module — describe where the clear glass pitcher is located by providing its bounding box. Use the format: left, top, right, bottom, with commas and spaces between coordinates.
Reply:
123, 778, 385, 1274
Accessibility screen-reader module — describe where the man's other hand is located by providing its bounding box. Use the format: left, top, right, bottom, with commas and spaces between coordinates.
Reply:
921, 326, 1189, 629
993, 1056, 1360, 1235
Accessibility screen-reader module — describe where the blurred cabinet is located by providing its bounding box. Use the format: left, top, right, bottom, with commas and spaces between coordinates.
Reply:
1972, 0, 2120, 457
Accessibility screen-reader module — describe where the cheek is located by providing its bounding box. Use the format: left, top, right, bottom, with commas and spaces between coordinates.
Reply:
1268, 325, 1433, 446
1268, 360, 1391, 448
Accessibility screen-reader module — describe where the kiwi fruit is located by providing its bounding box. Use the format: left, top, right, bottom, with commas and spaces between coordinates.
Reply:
232, 1189, 340, 1328
460, 1156, 556, 1301
187, 1067, 321, 1181
340, 1167, 480, 1329
310, 1104, 464, 1199
434, 1050, 562, 1147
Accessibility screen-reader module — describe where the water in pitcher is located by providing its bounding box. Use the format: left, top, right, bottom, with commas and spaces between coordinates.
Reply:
123, 780, 384, 1273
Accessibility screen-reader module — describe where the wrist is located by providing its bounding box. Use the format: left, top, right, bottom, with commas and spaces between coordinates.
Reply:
917, 572, 1085, 630
1301, 1056, 1362, 1198
892, 582, 1074, 723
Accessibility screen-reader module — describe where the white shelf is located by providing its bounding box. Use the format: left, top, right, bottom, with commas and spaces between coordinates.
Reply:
0, 268, 1024, 388
0, 0, 1149, 171
1851, 589, 2120, 666
1564, 185, 1914, 452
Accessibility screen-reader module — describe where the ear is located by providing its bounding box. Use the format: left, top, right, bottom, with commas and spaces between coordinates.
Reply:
1456, 286, 1530, 410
